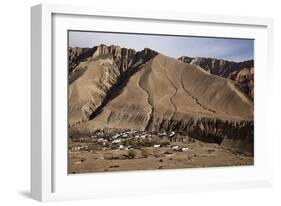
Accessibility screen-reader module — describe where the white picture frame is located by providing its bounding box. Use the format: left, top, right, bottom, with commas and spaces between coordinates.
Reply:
31, 3, 274, 202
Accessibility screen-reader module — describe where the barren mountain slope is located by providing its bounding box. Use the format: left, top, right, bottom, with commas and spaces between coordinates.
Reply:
69, 47, 253, 152
178, 56, 254, 100
69, 45, 157, 127
69, 57, 121, 126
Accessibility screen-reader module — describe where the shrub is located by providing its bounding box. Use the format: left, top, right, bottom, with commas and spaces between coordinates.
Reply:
127, 149, 137, 159
141, 149, 149, 158
160, 140, 170, 147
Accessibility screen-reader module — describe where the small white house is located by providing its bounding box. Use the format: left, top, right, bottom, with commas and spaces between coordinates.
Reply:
169, 131, 175, 137
112, 138, 122, 144
158, 132, 166, 137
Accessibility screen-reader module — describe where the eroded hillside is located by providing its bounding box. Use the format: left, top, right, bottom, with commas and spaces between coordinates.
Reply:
69, 45, 254, 153
178, 56, 254, 100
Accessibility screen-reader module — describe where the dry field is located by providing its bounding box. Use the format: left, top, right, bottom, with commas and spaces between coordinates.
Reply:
68, 134, 253, 174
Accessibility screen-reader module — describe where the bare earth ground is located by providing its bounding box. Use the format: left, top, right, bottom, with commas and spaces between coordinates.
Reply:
68, 137, 253, 174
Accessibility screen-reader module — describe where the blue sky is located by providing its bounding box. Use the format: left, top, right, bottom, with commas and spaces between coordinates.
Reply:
69, 31, 254, 62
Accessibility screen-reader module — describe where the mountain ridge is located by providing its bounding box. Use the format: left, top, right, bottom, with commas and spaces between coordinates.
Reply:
68, 44, 254, 153
178, 56, 254, 100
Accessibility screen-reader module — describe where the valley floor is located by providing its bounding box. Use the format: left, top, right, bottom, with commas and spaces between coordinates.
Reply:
68, 131, 253, 173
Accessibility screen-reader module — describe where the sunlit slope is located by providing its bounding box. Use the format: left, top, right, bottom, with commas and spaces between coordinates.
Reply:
70, 54, 253, 139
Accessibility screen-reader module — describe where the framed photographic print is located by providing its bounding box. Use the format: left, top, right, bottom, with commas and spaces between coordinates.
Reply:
31, 3, 274, 201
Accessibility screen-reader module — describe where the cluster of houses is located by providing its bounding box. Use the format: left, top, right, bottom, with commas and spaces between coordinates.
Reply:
69, 129, 193, 158
111, 130, 150, 142
69, 144, 88, 152
69, 129, 179, 153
